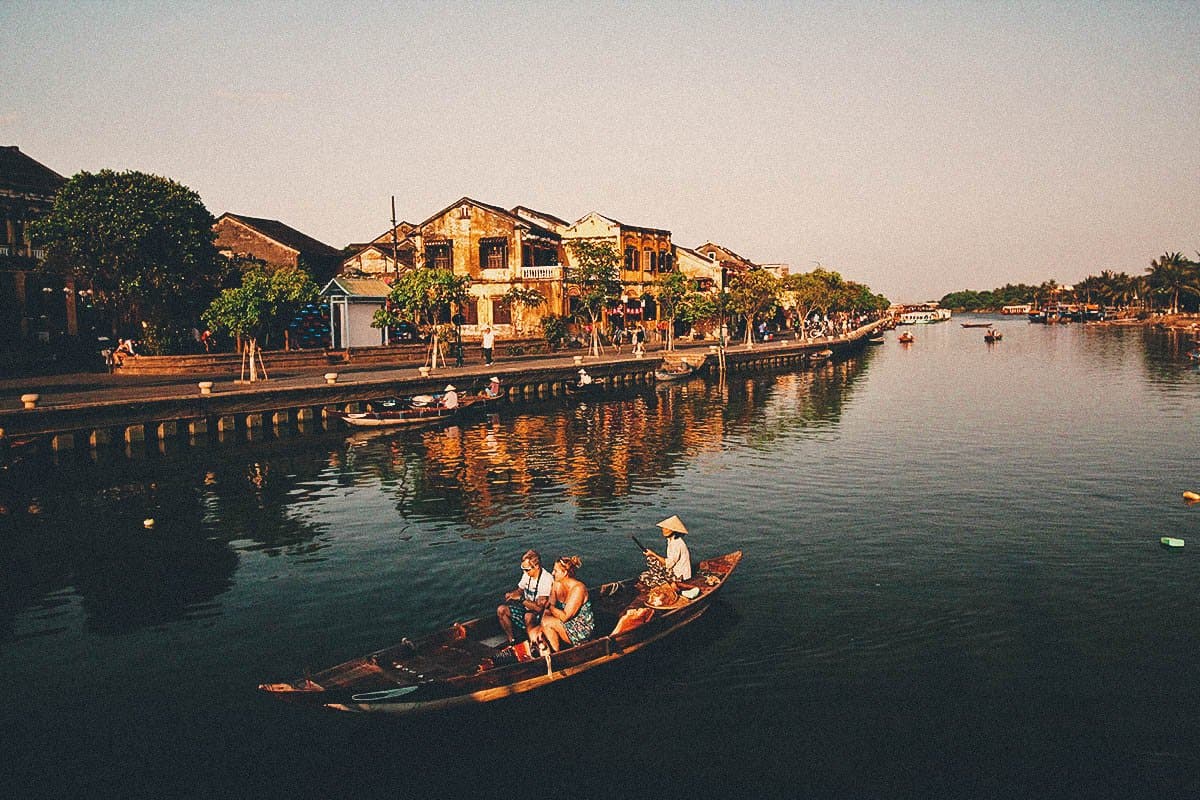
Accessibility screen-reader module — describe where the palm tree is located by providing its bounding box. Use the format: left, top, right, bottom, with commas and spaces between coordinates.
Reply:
1146, 252, 1199, 314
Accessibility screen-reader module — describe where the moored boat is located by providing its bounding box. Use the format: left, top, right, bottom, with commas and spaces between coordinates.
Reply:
654, 362, 695, 381
335, 396, 482, 428
961, 322, 993, 328
867, 333, 886, 344
258, 550, 743, 715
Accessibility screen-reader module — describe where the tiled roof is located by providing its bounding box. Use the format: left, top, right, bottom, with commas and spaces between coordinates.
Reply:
0, 146, 65, 197
219, 212, 341, 258
321, 276, 392, 297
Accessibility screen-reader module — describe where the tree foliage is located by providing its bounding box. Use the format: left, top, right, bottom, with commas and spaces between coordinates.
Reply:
202, 265, 318, 349
566, 239, 622, 356
727, 269, 780, 345
372, 268, 472, 333
654, 270, 695, 351
500, 285, 547, 334
30, 169, 224, 335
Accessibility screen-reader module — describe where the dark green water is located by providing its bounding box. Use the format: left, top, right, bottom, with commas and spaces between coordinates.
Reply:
3, 317, 1200, 797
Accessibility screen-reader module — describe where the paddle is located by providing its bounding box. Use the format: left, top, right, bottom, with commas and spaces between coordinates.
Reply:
630, 534, 650, 554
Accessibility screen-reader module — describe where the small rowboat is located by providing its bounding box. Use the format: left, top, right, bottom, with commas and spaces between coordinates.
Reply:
335, 397, 481, 428
258, 550, 742, 715
809, 348, 834, 365
898, 333, 914, 344
564, 380, 602, 396
867, 334, 886, 345
961, 322, 993, 328
654, 362, 695, 381
1161, 537, 1185, 548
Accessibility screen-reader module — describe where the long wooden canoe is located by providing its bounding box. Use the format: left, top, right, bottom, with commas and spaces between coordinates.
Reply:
258, 550, 742, 714
334, 396, 483, 428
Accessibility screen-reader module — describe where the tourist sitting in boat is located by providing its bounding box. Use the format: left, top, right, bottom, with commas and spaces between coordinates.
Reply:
530, 555, 594, 652
483, 376, 503, 398
639, 514, 692, 587
441, 384, 459, 409
496, 549, 553, 645
577, 368, 593, 386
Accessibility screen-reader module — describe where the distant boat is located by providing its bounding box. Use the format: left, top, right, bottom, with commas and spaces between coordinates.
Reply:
867, 333, 886, 344
961, 322, 993, 328
1161, 537, 1185, 548
898, 332, 914, 344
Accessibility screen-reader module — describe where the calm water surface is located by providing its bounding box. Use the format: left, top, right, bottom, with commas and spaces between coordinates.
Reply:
3, 318, 1200, 798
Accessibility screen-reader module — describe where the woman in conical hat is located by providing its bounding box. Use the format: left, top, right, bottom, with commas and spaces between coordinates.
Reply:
639, 514, 692, 584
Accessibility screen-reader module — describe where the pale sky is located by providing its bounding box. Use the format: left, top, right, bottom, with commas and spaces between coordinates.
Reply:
3, 1, 1197, 302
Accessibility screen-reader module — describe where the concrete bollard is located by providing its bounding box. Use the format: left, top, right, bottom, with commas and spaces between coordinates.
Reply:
324, 372, 338, 385
20, 393, 39, 410
198, 381, 213, 395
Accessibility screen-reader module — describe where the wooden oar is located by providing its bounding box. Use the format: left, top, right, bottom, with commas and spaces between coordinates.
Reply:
630, 534, 649, 553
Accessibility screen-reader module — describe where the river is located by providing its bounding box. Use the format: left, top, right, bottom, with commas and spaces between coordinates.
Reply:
3, 317, 1199, 798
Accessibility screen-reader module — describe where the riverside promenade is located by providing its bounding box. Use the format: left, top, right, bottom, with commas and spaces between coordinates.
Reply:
0, 322, 883, 447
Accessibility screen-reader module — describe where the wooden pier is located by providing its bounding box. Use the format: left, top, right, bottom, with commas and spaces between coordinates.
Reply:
0, 324, 880, 455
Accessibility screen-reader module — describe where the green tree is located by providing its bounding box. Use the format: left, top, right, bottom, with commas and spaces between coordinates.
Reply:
1147, 251, 1198, 314
372, 267, 472, 368
500, 285, 547, 336
30, 169, 223, 348
565, 240, 622, 357
653, 269, 694, 351
202, 265, 318, 381
539, 313, 570, 350
783, 271, 831, 340
727, 268, 780, 347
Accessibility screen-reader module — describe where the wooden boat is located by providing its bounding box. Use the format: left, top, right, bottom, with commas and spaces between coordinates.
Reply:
1182, 491, 1200, 503
867, 334, 886, 345
984, 330, 1003, 342
258, 550, 743, 715
564, 379, 602, 396
809, 348, 834, 365
898, 333, 914, 344
335, 396, 482, 428
961, 322, 993, 328
654, 362, 695, 381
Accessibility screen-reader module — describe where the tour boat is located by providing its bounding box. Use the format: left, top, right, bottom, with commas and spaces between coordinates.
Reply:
258, 550, 743, 715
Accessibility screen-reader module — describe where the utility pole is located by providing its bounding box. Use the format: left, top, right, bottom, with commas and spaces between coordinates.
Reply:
390, 196, 399, 276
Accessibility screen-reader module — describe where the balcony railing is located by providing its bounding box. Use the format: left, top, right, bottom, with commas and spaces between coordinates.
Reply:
520, 265, 563, 281
0, 244, 46, 260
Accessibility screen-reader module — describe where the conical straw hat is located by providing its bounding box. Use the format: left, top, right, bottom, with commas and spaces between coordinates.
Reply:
657, 514, 688, 535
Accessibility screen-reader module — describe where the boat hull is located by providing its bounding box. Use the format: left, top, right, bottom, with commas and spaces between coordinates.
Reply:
260, 551, 742, 715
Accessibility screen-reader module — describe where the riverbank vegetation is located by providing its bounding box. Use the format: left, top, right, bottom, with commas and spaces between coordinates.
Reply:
941, 251, 1200, 314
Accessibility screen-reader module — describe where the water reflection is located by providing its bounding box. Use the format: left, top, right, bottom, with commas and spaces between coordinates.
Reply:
0, 357, 868, 641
